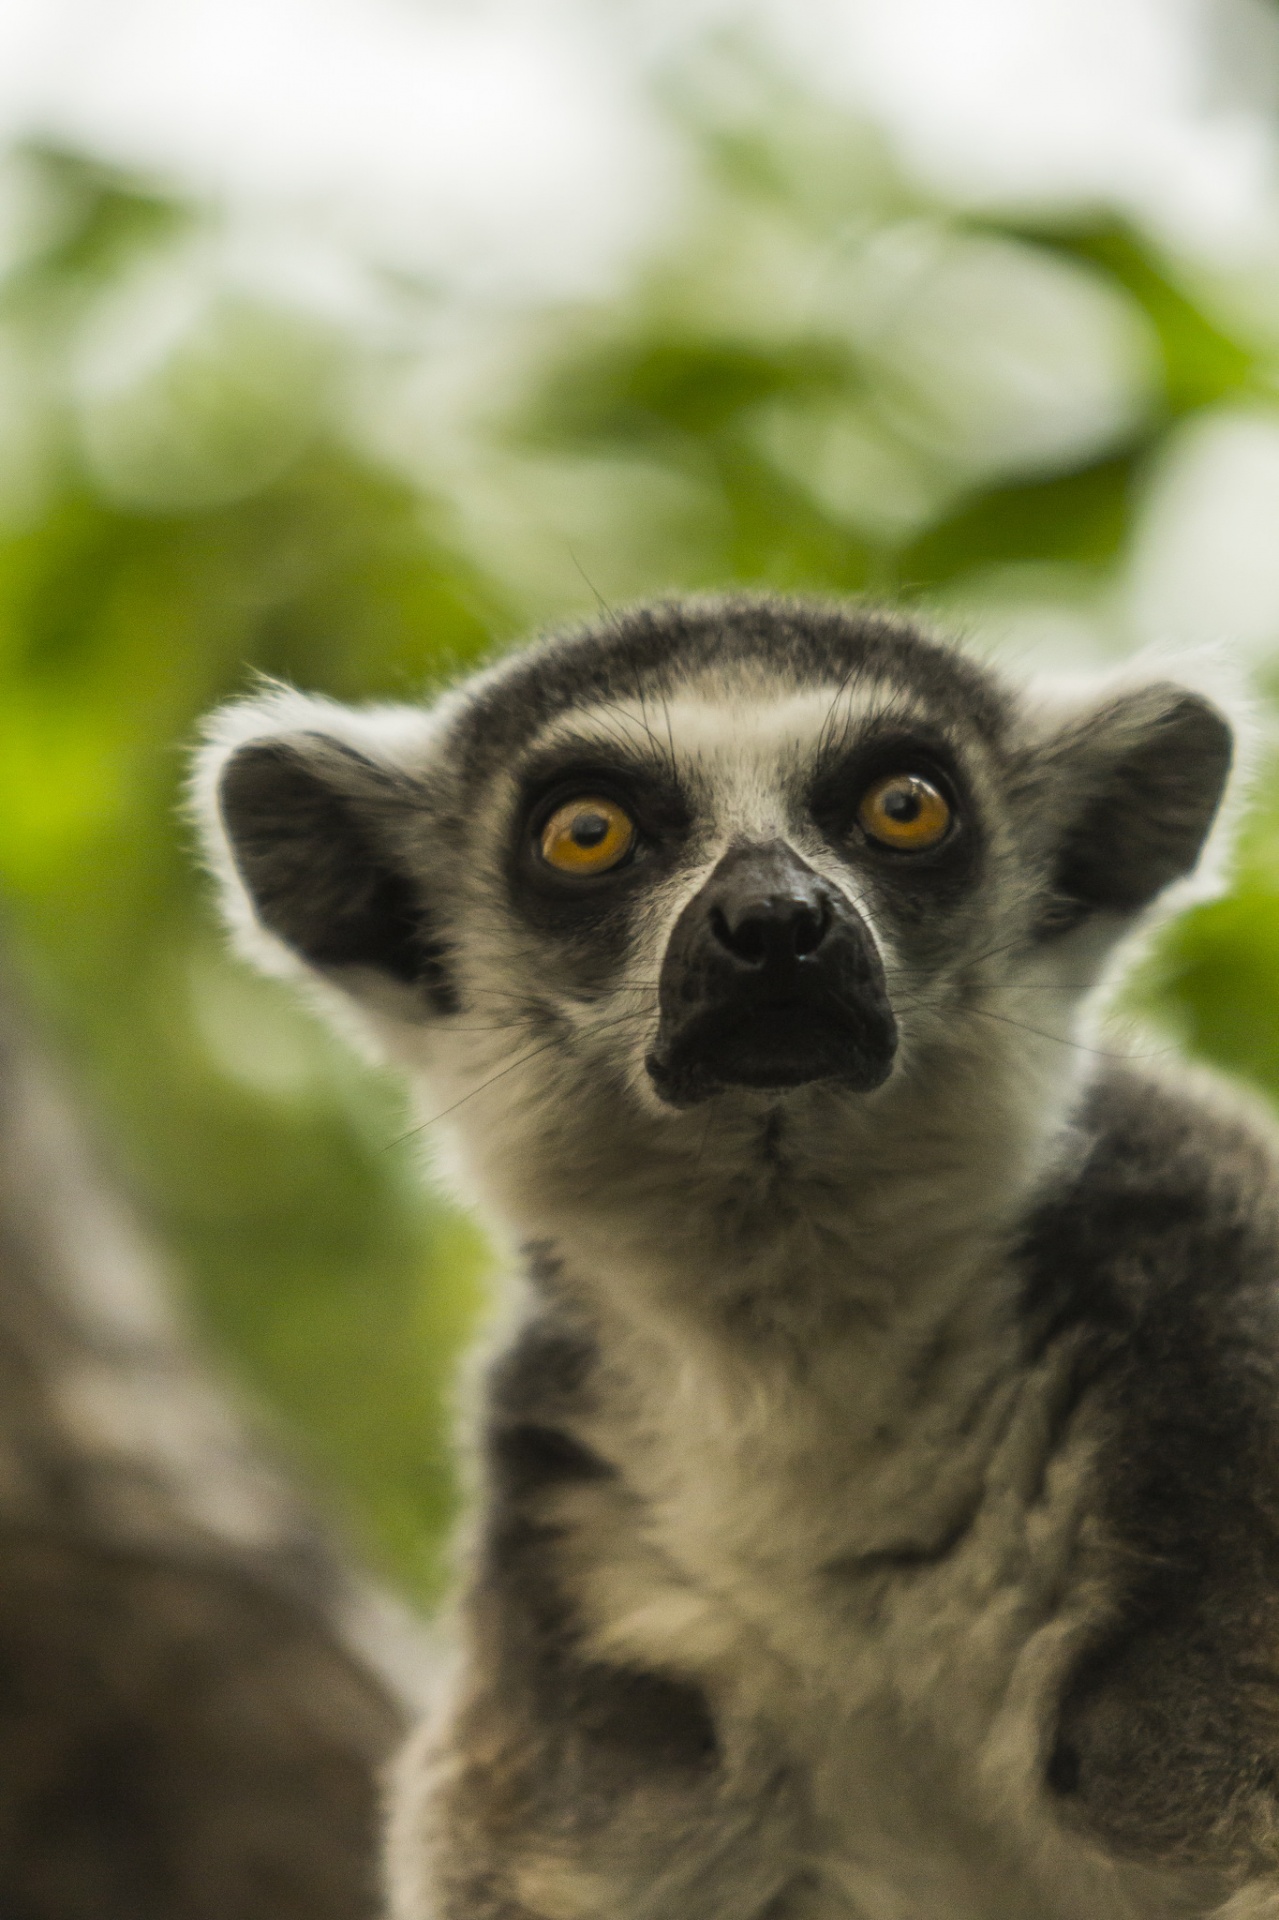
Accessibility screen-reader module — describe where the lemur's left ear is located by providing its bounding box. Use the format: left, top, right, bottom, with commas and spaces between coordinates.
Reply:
1038, 682, 1233, 924
193, 691, 454, 1016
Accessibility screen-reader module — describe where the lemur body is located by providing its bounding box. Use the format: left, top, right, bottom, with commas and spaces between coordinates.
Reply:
197, 599, 1279, 1919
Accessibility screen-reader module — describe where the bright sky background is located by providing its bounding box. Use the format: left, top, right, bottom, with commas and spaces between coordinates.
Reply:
1, 0, 1277, 299
3, 0, 1279, 661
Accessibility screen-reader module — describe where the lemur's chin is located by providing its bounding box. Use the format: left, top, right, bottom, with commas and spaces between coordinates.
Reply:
645, 1002, 897, 1107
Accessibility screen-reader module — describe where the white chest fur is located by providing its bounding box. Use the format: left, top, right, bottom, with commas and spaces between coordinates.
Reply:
541, 1226, 1254, 1920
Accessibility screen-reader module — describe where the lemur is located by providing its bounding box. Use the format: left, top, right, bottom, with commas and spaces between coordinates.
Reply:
195, 595, 1279, 1920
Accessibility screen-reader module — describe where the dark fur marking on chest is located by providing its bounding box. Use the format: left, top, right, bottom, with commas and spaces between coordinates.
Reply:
474, 1299, 722, 1808
474, 1508, 722, 1813
568, 1666, 720, 1775
1018, 1069, 1279, 1869
823, 1500, 982, 1581
492, 1423, 613, 1497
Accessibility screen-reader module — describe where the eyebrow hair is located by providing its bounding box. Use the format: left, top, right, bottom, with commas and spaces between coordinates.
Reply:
516, 683, 993, 812
448, 600, 1016, 787
809, 704, 973, 772
524, 701, 679, 766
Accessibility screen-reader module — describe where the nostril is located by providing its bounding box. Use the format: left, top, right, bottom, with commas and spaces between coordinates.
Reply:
710, 906, 767, 965
791, 901, 828, 958
710, 896, 830, 967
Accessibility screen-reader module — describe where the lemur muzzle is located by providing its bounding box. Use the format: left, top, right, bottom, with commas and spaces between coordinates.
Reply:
645, 840, 898, 1105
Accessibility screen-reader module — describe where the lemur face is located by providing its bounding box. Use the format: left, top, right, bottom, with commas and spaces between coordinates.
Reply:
496, 668, 987, 1111
196, 600, 1231, 1208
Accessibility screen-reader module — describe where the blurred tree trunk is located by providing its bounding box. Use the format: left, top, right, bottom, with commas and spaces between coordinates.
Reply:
0, 950, 419, 1919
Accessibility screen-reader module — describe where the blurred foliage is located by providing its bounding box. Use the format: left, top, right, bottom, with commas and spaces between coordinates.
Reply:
2, 47, 1279, 1606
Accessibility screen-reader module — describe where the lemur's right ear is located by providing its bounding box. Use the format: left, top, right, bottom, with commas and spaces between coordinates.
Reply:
1034, 679, 1233, 927
193, 691, 456, 1017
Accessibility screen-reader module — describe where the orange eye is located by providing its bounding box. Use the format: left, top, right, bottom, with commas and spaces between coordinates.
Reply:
539, 796, 636, 875
858, 773, 952, 851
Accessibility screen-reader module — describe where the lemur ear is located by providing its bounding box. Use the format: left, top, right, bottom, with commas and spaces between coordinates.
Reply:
194, 694, 455, 1016
1040, 682, 1232, 923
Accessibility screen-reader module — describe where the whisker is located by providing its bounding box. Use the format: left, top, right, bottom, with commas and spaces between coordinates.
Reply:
631, 668, 674, 779
693, 1102, 718, 1170
881, 931, 1055, 981
888, 993, 1137, 1061
815, 658, 863, 765
661, 686, 677, 779
568, 547, 615, 625
384, 1008, 658, 1147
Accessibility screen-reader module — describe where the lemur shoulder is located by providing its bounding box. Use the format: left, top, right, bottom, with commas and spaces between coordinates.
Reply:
196, 596, 1279, 1920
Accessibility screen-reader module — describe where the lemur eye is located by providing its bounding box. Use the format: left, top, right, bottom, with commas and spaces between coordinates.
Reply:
858, 773, 951, 851
539, 796, 636, 875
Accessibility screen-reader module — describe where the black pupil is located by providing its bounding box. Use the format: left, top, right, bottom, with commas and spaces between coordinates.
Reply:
883, 783, 923, 823
571, 810, 611, 848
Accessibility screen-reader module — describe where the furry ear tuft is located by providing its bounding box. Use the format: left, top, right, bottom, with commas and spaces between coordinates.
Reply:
193, 692, 457, 1016
1043, 683, 1232, 924
218, 739, 429, 984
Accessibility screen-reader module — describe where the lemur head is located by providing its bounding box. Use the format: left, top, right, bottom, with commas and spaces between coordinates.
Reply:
195, 598, 1231, 1254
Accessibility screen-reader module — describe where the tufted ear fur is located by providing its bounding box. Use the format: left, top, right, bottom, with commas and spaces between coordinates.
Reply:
193, 691, 457, 1016
1036, 682, 1232, 931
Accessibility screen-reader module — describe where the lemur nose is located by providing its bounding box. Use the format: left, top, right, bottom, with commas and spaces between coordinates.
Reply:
648, 835, 896, 1103
706, 852, 833, 970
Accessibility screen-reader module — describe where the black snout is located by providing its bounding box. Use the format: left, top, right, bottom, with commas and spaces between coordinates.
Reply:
646, 842, 898, 1107
709, 868, 830, 969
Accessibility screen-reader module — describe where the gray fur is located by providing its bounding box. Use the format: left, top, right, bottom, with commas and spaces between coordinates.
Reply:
194, 596, 1279, 1918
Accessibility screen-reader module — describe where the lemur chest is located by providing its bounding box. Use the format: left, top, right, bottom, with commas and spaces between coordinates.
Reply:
569, 1273, 1088, 1687
552, 1314, 1176, 1920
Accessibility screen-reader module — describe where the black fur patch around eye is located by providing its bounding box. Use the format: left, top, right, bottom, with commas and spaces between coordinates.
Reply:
502, 754, 695, 986
808, 734, 983, 963
218, 741, 457, 1012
